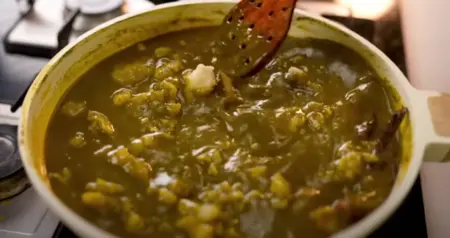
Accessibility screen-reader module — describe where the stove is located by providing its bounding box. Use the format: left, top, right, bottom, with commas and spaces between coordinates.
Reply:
0, 0, 427, 238
0, 103, 60, 238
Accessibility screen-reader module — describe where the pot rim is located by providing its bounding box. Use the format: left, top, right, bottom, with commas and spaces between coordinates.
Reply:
18, 1, 419, 238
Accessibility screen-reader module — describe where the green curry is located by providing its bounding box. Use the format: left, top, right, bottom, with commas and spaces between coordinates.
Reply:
45, 27, 403, 238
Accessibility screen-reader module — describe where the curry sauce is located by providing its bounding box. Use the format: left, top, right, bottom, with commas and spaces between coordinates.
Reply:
45, 27, 402, 238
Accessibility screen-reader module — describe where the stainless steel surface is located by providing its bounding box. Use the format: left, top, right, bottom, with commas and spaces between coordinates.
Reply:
0, 120, 22, 181
0, 104, 59, 238
0, 120, 28, 201
0, 133, 20, 179
0, 189, 59, 238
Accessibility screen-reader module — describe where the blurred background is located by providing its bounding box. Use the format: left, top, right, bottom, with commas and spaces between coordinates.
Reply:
0, 0, 447, 237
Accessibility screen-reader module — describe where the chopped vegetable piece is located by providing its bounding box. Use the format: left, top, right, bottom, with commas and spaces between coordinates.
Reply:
70, 132, 86, 148
155, 59, 183, 80
307, 112, 325, 131
208, 163, 219, 176
166, 102, 182, 116
229, 191, 244, 201
130, 92, 150, 105
191, 223, 214, 238
197, 204, 220, 222
334, 152, 363, 181
231, 182, 242, 191
361, 152, 380, 163
112, 88, 133, 106
270, 173, 291, 198
128, 138, 145, 155
176, 215, 199, 231
244, 190, 264, 202
286, 66, 308, 84
307, 81, 323, 93
140, 132, 174, 148
302, 101, 324, 113
198, 189, 221, 203
158, 188, 178, 205
322, 105, 333, 118
124, 211, 145, 233
81, 192, 107, 208
178, 199, 199, 215
309, 205, 341, 233
168, 179, 191, 197
275, 107, 306, 133
48, 167, 71, 184
121, 197, 135, 212
107, 146, 150, 181
88, 111, 115, 136
288, 112, 306, 132
150, 89, 165, 101
161, 80, 179, 100
112, 61, 153, 86
270, 197, 289, 209
212, 150, 223, 163
86, 178, 125, 194
197, 153, 211, 163
62, 101, 86, 117
219, 181, 231, 192
247, 165, 267, 178
141, 133, 157, 148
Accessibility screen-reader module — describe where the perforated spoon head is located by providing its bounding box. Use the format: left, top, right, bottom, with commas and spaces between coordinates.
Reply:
214, 0, 297, 77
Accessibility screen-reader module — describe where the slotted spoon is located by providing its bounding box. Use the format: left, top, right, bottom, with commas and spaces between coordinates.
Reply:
214, 0, 298, 77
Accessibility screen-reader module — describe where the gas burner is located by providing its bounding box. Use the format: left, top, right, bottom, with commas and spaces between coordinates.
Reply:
0, 126, 22, 179
0, 103, 59, 238
0, 125, 29, 201
0, 169, 29, 201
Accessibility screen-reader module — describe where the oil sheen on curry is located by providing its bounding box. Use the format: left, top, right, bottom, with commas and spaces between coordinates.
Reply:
45, 27, 403, 238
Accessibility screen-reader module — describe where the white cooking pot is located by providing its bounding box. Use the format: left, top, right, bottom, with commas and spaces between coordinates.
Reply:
17, 1, 450, 237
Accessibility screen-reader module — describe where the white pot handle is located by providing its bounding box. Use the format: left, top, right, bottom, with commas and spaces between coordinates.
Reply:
419, 90, 450, 162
